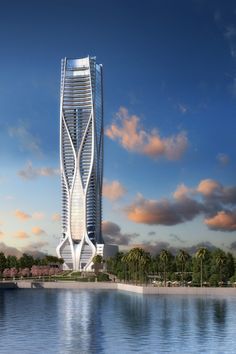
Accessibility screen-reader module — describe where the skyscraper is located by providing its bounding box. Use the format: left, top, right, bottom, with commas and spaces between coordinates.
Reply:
56, 56, 104, 271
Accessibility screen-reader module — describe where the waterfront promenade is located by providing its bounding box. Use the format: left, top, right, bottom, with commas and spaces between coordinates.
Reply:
1, 281, 236, 296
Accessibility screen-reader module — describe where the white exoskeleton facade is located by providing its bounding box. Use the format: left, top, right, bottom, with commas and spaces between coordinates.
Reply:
57, 57, 104, 271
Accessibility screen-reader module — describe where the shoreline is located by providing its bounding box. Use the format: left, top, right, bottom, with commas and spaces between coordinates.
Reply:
1, 281, 236, 296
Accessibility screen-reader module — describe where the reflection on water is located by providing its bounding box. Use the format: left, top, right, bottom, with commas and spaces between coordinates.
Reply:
213, 299, 227, 325
0, 289, 236, 353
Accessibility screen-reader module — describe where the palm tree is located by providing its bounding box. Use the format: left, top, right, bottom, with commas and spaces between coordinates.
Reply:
159, 249, 170, 286
124, 248, 151, 284
139, 251, 152, 284
126, 248, 143, 284
216, 253, 226, 286
92, 255, 103, 275
177, 249, 190, 285
196, 247, 207, 287
121, 253, 129, 282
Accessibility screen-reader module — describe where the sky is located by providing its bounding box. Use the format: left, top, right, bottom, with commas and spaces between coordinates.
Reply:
0, 0, 236, 257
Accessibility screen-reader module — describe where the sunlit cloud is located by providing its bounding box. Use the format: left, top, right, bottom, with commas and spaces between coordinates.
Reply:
32, 226, 46, 235
196, 179, 222, 197
196, 179, 236, 204
15, 231, 30, 240
51, 213, 61, 222
102, 220, 138, 245
125, 193, 204, 226
205, 210, 236, 231
125, 179, 236, 231
8, 124, 42, 156
0, 231, 4, 239
18, 161, 59, 180
103, 180, 127, 201
173, 183, 191, 200
105, 107, 188, 160
14, 209, 31, 221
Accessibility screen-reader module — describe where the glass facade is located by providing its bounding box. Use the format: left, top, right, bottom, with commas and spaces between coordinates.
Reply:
57, 56, 103, 270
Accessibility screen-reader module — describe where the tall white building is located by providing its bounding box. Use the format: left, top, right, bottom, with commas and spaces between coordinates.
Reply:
57, 56, 104, 271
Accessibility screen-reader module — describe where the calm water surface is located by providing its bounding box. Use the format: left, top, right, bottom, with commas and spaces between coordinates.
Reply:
0, 289, 235, 353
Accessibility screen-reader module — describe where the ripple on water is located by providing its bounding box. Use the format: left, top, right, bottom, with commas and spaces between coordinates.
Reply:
0, 289, 236, 353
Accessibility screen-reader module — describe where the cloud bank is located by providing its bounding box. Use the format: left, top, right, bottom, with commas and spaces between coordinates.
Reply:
124, 179, 236, 232
125, 194, 205, 226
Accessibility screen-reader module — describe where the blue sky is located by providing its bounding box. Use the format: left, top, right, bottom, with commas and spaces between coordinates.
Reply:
0, 0, 236, 256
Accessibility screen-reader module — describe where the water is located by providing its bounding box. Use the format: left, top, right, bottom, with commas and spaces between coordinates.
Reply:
0, 289, 236, 353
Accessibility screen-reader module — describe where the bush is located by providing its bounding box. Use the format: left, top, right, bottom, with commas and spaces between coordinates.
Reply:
209, 274, 220, 287
97, 273, 110, 282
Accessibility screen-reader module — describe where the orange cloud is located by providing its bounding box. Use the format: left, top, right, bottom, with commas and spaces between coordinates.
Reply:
0, 231, 4, 239
15, 231, 30, 239
205, 211, 236, 231
125, 194, 204, 226
197, 179, 222, 196
105, 107, 188, 160
51, 213, 61, 222
103, 180, 126, 201
173, 184, 190, 200
123, 179, 236, 231
32, 227, 46, 235
14, 209, 31, 221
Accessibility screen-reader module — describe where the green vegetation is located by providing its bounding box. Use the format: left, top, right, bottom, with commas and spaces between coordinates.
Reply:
0, 251, 111, 282
92, 254, 103, 275
106, 247, 236, 287
0, 253, 64, 271
0, 253, 64, 279
1, 246, 235, 286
